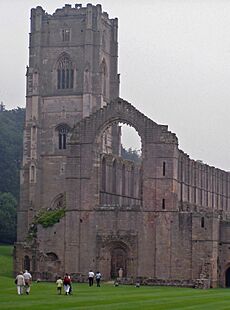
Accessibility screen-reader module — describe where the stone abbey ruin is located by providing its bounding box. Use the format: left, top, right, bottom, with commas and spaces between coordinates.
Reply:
14, 4, 230, 288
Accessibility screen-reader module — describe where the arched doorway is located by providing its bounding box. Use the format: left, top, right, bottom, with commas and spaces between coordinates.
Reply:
111, 247, 127, 278
24, 255, 30, 271
225, 267, 230, 287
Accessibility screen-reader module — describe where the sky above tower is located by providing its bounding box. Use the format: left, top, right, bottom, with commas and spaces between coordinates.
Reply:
0, 0, 230, 171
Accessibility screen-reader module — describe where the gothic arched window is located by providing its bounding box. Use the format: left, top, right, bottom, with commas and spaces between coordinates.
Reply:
56, 124, 70, 150
57, 56, 74, 89
51, 193, 65, 209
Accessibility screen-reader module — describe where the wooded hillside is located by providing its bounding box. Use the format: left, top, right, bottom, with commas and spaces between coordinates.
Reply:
0, 107, 25, 243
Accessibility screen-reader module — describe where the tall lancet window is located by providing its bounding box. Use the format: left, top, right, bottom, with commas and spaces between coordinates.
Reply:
122, 164, 126, 196
101, 59, 107, 98
112, 160, 117, 194
57, 56, 74, 89
101, 157, 106, 192
56, 124, 70, 150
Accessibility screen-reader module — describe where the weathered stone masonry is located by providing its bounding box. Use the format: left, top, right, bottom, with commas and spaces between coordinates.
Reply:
14, 4, 230, 288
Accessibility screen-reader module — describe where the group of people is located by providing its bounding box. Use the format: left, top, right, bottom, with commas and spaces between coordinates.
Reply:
55, 270, 102, 295
88, 270, 102, 287
15, 269, 102, 295
56, 273, 72, 295
15, 270, 32, 295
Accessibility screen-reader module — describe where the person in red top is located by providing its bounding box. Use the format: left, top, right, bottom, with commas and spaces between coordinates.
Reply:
63, 273, 71, 295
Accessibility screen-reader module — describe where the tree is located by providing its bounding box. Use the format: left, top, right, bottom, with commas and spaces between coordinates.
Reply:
0, 108, 25, 199
0, 192, 17, 244
0, 101, 5, 111
121, 146, 141, 163
0, 107, 25, 243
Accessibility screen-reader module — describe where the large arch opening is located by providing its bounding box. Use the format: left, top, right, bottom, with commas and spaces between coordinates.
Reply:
98, 121, 142, 208
120, 123, 141, 162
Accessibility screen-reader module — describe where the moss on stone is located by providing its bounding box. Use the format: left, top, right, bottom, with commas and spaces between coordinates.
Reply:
35, 208, 65, 228
27, 208, 66, 241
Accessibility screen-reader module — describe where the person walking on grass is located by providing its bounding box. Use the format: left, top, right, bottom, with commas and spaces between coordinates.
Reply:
56, 276, 63, 295
95, 271, 102, 287
63, 273, 71, 295
23, 270, 32, 295
88, 270, 95, 286
15, 272, 25, 295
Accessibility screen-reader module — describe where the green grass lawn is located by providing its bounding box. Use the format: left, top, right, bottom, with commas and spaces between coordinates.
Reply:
1, 245, 230, 310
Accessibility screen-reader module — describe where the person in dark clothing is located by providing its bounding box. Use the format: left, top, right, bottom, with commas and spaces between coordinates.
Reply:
95, 271, 101, 287
88, 270, 94, 286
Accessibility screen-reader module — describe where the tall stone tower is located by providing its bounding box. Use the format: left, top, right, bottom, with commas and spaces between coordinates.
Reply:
15, 4, 119, 272
15, 4, 230, 287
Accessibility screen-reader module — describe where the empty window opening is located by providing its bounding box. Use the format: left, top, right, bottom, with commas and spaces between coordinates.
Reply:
162, 198, 165, 210
201, 217, 205, 228
120, 123, 141, 162
163, 162, 166, 176
99, 122, 142, 208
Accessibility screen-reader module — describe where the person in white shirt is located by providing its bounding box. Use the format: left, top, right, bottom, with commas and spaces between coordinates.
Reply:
88, 270, 95, 286
56, 276, 63, 295
23, 270, 32, 295
95, 271, 101, 287
15, 272, 25, 295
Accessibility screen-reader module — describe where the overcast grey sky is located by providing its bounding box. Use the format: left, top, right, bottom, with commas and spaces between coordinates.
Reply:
0, 0, 230, 171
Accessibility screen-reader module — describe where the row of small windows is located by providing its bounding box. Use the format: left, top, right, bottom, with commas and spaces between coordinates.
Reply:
178, 160, 229, 190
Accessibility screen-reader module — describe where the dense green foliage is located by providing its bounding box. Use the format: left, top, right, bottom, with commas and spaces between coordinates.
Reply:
0, 193, 17, 244
121, 146, 141, 163
1, 245, 230, 310
27, 209, 66, 241
0, 108, 25, 244
0, 108, 25, 199
36, 208, 66, 228
27, 208, 66, 242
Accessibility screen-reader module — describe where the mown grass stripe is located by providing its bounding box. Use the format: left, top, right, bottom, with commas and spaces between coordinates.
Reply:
1, 245, 230, 310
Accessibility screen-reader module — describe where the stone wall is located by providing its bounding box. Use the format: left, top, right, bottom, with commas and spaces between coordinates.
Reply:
15, 4, 230, 288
